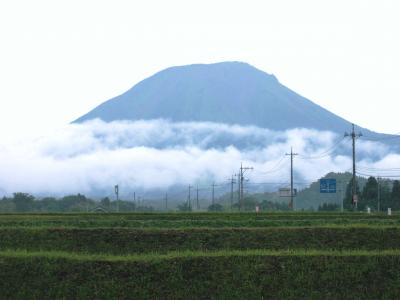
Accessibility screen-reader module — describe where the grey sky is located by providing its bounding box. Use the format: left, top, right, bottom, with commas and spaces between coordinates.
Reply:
0, 0, 399, 143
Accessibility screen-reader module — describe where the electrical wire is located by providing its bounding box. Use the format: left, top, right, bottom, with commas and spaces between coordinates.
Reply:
299, 136, 346, 160
362, 132, 400, 142
255, 156, 288, 174
246, 182, 291, 185
357, 166, 400, 176
357, 165, 400, 171
356, 171, 400, 178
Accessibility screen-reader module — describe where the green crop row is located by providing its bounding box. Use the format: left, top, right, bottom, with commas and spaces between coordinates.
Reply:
0, 250, 399, 299
1, 211, 398, 220
1, 227, 400, 254
0, 212, 399, 228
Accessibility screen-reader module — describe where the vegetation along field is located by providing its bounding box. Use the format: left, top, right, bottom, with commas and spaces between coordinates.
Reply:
1, 212, 400, 299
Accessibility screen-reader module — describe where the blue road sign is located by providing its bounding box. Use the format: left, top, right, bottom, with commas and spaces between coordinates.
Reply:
320, 179, 336, 193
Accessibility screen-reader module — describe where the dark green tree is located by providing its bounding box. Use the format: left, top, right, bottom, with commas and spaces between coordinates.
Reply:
241, 196, 258, 211
0, 196, 16, 212
208, 203, 223, 212
37, 197, 59, 212
260, 200, 290, 211
377, 181, 390, 212
59, 194, 93, 212
101, 197, 111, 209
391, 180, 400, 210
177, 202, 192, 212
13, 193, 35, 212
361, 176, 378, 210
119, 200, 140, 212
318, 203, 340, 211
344, 178, 361, 210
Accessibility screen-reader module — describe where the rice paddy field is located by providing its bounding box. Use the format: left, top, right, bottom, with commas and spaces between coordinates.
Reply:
1, 212, 400, 299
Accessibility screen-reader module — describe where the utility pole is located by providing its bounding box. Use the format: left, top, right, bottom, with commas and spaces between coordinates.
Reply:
229, 175, 236, 211
196, 185, 200, 210
341, 181, 344, 213
114, 184, 119, 213
345, 124, 362, 210
237, 173, 241, 210
240, 165, 244, 208
211, 182, 216, 206
187, 185, 192, 210
377, 177, 381, 212
239, 163, 253, 211
133, 192, 136, 212
285, 148, 298, 210
165, 193, 168, 211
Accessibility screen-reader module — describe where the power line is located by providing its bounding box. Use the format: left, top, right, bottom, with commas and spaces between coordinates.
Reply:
362, 132, 400, 142
357, 171, 400, 178
246, 182, 292, 185
357, 165, 400, 172
299, 136, 346, 160
256, 156, 287, 174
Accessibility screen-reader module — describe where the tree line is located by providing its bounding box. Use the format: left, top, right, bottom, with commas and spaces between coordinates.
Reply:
0, 193, 154, 213
319, 177, 400, 211
1, 176, 400, 213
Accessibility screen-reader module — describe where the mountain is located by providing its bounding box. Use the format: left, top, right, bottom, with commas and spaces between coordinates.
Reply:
74, 61, 388, 138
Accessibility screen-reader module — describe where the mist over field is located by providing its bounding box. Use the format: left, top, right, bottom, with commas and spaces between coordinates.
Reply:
0, 119, 398, 197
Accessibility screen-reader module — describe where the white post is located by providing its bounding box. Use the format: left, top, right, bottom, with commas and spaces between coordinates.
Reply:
388, 208, 392, 216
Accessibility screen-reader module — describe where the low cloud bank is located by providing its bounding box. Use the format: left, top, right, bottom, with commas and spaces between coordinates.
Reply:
0, 119, 398, 197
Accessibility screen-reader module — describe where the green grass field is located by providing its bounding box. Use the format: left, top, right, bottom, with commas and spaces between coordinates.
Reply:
1, 212, 399, 299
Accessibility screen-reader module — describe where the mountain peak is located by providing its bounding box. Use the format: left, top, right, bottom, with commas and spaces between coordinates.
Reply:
160, 61, 278, 82
74, 62, 350, 133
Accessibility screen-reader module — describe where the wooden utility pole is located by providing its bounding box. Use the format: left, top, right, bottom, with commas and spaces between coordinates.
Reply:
345, 124, 362, 210
285, 148, 298, 210
239, 163, 253, 211
211, 182, 216, 206
229, 175, 236, 210
187, 185, 192, 210
196, 185, 200, 210
114, 184, 119, 212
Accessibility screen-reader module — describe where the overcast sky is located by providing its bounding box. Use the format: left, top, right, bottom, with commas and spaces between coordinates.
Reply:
0, 0, 399, 143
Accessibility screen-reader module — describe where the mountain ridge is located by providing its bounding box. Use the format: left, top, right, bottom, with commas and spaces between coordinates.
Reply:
74, 61, 386, 139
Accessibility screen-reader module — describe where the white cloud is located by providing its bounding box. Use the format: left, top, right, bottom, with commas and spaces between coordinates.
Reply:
0, 119, 398, 197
